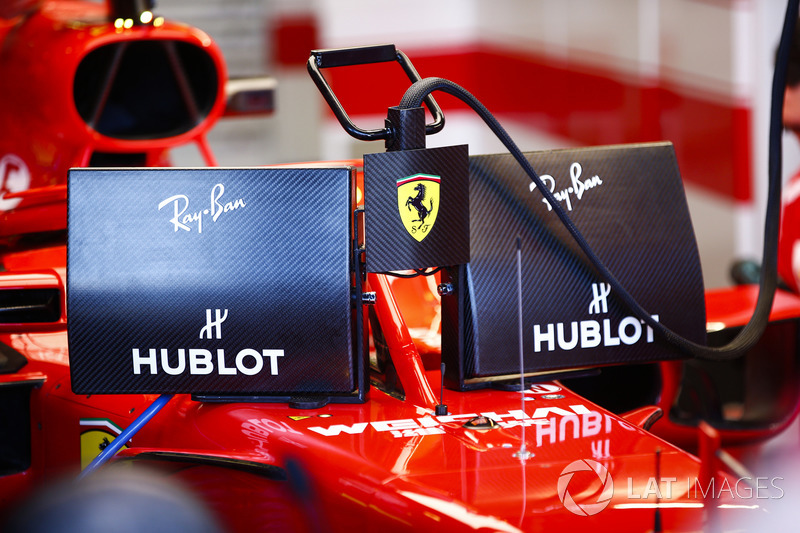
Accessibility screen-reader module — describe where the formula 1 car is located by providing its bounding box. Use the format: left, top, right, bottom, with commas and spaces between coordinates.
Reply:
1, 1, 799, 532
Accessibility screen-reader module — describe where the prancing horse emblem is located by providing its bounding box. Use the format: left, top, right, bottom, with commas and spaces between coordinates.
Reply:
397, 174, 440, 242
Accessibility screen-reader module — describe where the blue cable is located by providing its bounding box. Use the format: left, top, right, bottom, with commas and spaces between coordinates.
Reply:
78, 393, 174, 480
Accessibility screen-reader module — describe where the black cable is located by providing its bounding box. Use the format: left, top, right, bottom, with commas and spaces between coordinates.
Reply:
397, 0, 799, 360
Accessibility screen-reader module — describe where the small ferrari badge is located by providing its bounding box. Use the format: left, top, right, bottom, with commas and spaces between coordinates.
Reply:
397, 174, 440, 242
363, 144, 468, 272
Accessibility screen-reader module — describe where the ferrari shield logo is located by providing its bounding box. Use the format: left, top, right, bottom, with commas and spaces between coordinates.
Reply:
79, 418, 126, 470
397, 174, 440, 242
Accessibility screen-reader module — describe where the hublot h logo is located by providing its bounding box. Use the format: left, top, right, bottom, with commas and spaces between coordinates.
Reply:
199, 309, 229, 340
588, 283, 611, 315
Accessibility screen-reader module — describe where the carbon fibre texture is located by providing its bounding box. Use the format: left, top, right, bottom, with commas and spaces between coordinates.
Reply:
363, 145, 469, 272
442, 143, 706, 383
68, 167, 355, 395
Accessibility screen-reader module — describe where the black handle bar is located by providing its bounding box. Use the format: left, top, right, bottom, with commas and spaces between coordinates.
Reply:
307, 44, 445, 142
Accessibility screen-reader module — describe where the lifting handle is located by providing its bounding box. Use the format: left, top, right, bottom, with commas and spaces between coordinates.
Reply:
307, 44, 444, 142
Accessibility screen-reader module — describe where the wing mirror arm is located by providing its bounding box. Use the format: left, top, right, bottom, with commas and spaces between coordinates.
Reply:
223, 76, 277, 117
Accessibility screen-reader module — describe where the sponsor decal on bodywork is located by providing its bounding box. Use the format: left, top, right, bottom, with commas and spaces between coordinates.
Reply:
158, 182, 246, 233
131, 308, 284, 377
0, 153, 30, 211
303, 404, 633, 440
531, 283, 659, 353
528, 161, 603, 212
79, 418, 127, 469
397, 173, 440, 242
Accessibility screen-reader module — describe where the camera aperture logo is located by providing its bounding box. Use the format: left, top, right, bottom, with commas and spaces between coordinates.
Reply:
557, 459, 614, 516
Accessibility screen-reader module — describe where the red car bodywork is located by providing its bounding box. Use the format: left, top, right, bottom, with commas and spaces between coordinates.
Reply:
0, 1, 797, 531
0, 250, 783, 531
